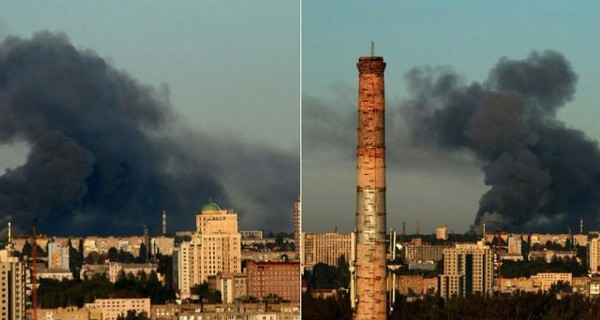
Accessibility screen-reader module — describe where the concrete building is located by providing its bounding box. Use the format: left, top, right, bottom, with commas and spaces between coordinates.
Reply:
108, 262, 157, 283
80, 264, 109, 280
435, 225, 448, 241
531, 272, 572, 292
588, 236, 600, 274
216, 272, 247, 304
36, 306, 104, 320
37, 268, 73, 281
396, 275, 437, 296
530, 233, 570, 247
242, 251, 295, 263
294, 196, 301, 258
438, 242, 493, 299
0, 250, 26, 320
302, 232, 352, 270
47, 242, 70, 271
403, 243, 448, 263
151, 235, 175, 256
85, 297, 150, 320
240, 231, 263, 239
174, 202, 242, 299
507, 235, 522, 255
246, 261, 300, 303
177, 303, 299, 320
498, 277, 535, 294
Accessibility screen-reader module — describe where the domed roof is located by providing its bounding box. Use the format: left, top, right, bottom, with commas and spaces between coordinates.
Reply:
201, 202, 221, 212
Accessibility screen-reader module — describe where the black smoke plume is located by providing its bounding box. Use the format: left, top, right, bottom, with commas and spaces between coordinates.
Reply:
403, 51, 600, 231
0, 32, 298, 236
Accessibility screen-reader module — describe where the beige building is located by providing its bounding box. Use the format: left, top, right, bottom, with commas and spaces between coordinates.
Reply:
108, 262, 157, 283
151, 235, 175, 256
85, 297, 150, 320
48, 242, 70, 271
38, 268, 73, 281
216, 272, 247, 304
246, 261, 300, 303
507, 235, 522, 255
175, 202, 242, 299
498, 277, 535, 294
531, 272, 572, 292
36, 306, 104, 320
0, 250, 26, 320
302, 232, 352, 270
403, 243, 448, 263
396, 275, 437, 296
151, 304, 180, 320
435, 225, 448, 241
588, 236, 600, 274
177, 303, 299, 320
438, 242, 493, 299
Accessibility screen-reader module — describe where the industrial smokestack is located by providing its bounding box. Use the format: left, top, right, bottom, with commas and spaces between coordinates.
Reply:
162, 210, 167, 235
354, 54, 387, 319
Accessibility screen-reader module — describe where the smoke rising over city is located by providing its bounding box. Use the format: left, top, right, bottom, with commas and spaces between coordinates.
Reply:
0, 32, 298, 236
305, 51, 600, 232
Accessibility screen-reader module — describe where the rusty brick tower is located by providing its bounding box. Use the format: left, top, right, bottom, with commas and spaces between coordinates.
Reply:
354, 52, 387, 319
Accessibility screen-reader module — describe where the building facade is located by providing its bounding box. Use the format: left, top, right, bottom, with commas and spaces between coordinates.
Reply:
0, 251, 26, 320
174, 202, 242, 299
85, 298, 150, 320
47, 242, 70, 271
302, 232, 352, 270
439, 242, 493, 299
246, 261, 300, 303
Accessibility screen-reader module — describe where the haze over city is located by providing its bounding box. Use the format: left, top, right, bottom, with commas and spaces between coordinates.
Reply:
0, 2, 300, 236
303, 1, 600, 234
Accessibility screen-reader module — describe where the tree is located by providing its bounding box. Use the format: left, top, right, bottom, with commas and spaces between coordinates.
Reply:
108, 247, 119, 262
117, 310, 149, 320
137, 243, 148, 263
191, 282, 221, 311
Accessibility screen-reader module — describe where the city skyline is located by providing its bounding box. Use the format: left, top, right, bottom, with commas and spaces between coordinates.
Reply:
303, 1, 600, 234
0, 2, 300, 236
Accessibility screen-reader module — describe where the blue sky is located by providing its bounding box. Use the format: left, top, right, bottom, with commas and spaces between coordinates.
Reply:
302, 1, 600, 233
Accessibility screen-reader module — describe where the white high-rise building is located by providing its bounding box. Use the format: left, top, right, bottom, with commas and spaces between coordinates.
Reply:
174, 202, 242, 299
588, 237, 600, 274
0, 250, 27, 320
438, 242, 493, 299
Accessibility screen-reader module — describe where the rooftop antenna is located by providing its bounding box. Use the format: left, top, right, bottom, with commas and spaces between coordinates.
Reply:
370, 41, 375, 56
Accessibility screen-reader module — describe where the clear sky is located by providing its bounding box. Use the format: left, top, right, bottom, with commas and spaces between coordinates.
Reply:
302, 1, 600, 234
0, 1, 300, 235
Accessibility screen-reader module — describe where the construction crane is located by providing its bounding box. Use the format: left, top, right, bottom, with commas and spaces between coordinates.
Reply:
31, 223, 38, 320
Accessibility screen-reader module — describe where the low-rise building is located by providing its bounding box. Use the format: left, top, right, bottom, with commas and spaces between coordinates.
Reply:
531, 272, 572, 292
177, 303, 299, 320
36, 306, 104, 320
216, 272, 247, 304
85, 298, 150, 320
108, 262, 157, 283
246, 261, 300, 303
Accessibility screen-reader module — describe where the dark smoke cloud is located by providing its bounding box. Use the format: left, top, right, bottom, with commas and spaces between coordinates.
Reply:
304, 50, 600, 232
0, 32, 298, 236
403, 50, 600, 232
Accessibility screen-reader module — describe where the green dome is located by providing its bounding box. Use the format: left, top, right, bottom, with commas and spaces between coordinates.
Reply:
201, 202, 221, 212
